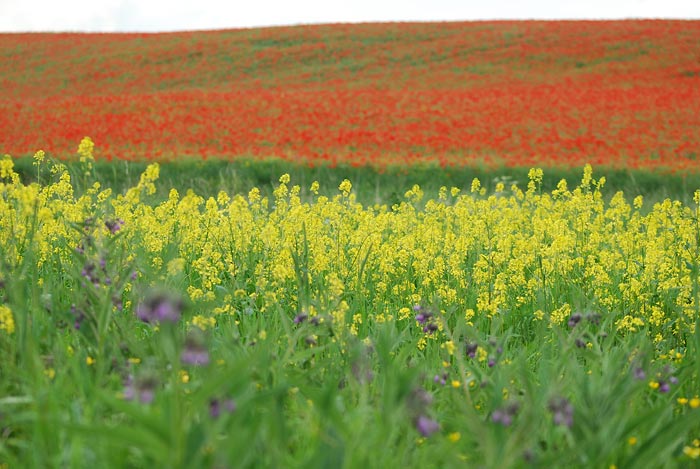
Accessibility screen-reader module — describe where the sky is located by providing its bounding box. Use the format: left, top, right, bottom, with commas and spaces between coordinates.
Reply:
1, 0, 699, 32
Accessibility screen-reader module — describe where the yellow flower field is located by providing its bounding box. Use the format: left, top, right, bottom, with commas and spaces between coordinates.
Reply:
1, 142, 699, 467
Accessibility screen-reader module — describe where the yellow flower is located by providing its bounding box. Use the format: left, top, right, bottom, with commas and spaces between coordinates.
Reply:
77, 136, 95, 162
683, 446, 700, 459
33, 149, 46, 165
0, 305, 15, 334
678, 398, 689, 405
86, 356, 96, 366
179, 370, 190, 383
167, 258, 186, 276
191, 315, 216, 331
470, 178, 481, 193
628, 437, 637, 446
451, 380, 461, 389
690, 397, 700, 409
338, 179, 352, 195
448, 432, 461, 442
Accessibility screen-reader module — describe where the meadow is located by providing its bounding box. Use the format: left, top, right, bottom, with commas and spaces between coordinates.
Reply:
1, 20, 700, 469
1, 142, 699, 467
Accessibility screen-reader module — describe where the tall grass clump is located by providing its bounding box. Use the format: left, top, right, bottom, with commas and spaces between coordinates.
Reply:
0, 140, 699, 468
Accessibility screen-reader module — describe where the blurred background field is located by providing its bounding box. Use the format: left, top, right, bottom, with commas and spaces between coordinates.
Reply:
2, 20, 700, 171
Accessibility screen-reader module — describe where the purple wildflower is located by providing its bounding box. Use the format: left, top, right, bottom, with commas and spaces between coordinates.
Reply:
210, 398, 236, 419
567, 313, 582, 328
81, 262, 100, 286
415, 415, 440, 437
414, 304, 432, 324
548, 397, 574, 428
123, 374, 157, 404
633, 366, 646, 381
71, 304, 86, 330
434, 372, 448, 386
492, 402, 519, 427
181, 334, 210, 366
293, 313, 308, 324
414, 305, 441, 334
135, 292, 183, 324
466, 342, 478, 358
105, 218, 124, 234
492, 409, 513, 426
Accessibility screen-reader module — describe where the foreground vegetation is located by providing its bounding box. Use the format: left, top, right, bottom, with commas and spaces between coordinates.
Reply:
1, 142, 700, 467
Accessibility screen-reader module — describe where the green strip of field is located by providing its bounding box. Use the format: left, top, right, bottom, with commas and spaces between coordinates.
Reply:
11, 157, 700, 208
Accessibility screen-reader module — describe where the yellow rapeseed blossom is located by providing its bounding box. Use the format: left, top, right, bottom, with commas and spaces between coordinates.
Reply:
684, 446, 700, 459
191, 315, 216, 330
0, 305, 15, 334
470, 178, 480, 193
549, 304, 571, 326
442, 340, 456, 356
167, 258, 186, 276
33, 149, 46, 165
77, 136, 95, 163
3, 143, 700, 363
338, 179, 352, 195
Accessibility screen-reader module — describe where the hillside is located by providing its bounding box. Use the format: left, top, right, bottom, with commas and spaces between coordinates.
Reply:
1, 21, 699, 169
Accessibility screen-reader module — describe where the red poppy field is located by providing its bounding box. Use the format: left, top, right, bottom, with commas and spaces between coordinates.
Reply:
2, 20, 700, 170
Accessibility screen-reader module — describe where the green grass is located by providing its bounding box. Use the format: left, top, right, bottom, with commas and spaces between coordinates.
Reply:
11, 156, 700, 208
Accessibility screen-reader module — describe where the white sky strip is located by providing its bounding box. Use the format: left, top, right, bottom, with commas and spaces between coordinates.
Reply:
0, 0, 699, 32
